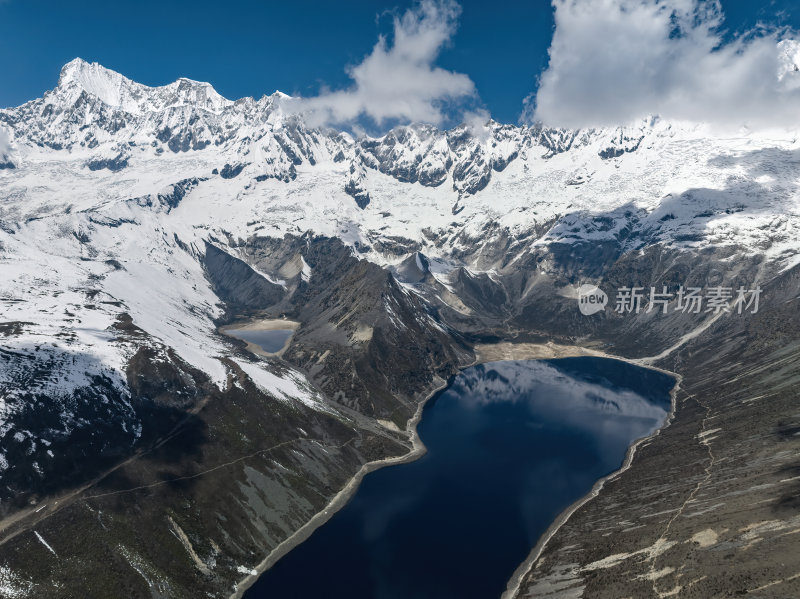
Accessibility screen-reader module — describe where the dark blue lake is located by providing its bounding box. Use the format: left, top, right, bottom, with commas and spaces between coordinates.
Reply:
225, 328, 293, 353
245, 357, 675, 599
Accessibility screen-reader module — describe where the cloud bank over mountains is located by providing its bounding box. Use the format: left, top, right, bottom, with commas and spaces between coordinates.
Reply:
0, 127, 10, 158
287, 0, 800, 132
285, 0, 479, 129
527, 0, 800, 129
11, 0, 799, 133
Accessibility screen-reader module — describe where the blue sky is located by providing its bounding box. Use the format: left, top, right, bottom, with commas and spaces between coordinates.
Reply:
1, 0, 799, 127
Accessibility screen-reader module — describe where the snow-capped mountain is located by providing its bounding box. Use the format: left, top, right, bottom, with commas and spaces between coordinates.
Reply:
1, 55, 798, 489
1, 58, 799, 598
4, 59, 799, 261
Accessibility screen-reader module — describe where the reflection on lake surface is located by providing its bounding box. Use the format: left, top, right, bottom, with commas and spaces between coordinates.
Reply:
244, 357, 675, 599
224, 328, 293, 353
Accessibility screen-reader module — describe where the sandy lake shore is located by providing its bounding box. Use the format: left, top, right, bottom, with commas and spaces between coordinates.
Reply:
219, 318, 300, 358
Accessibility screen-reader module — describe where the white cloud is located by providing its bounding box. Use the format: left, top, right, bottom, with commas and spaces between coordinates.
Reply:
527, 0, 800, 129
0, 127, 10, 158
284, 0, 477, 128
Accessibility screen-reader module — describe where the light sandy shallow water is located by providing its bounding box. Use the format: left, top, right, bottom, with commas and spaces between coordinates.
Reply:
219, 318, 300, 357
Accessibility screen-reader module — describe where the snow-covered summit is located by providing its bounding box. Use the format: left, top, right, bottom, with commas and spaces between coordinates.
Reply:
1, 59, 799, 494
2, 59, 799, 270
0, 58, 799, 274
57, 57, 233, 114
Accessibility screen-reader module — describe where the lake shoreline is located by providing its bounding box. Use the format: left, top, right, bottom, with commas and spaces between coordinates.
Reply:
231, 342, 680, 599
219, 318, 300, 357
494, 344, 681, 599
229, 363, 469, 599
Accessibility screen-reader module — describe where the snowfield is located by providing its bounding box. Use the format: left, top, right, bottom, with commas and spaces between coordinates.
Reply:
1, 57, 799, 451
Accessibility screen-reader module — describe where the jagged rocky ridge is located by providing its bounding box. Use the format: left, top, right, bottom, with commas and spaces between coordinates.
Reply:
0, 59, 798, 598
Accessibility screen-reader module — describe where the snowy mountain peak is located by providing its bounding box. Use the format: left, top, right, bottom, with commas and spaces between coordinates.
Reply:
2, 58, 800, 278
1, 56, 800, 476
57, 57, 112, 87
57, 58, 141, 110
56, 57, 232, 115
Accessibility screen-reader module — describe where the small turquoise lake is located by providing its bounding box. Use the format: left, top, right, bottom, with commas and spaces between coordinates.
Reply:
224, 328, 294, 353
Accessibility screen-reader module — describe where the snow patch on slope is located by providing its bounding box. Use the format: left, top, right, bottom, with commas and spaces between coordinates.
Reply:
234, 359, 334, 413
